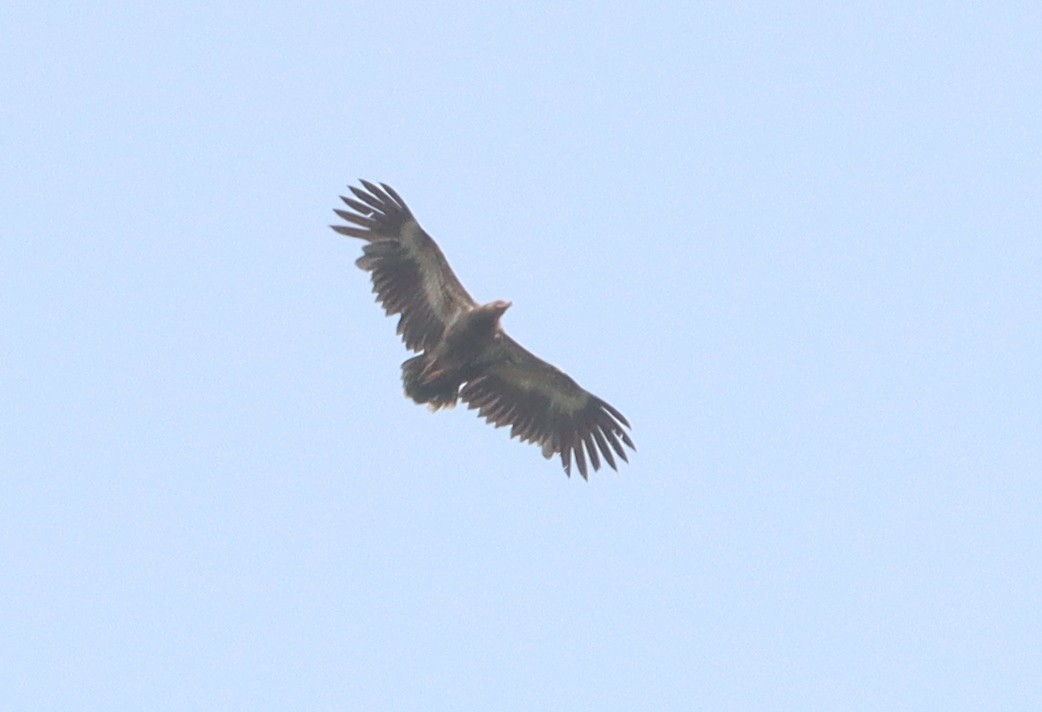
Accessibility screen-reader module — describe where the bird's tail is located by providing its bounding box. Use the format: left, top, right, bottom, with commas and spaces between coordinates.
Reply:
402, 354, 459, 410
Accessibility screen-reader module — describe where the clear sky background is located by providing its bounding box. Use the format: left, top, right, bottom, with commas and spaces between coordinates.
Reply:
3, 2, 1040, 710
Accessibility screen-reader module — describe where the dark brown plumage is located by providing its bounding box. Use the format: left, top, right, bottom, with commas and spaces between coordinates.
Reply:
331, 180, 634, 478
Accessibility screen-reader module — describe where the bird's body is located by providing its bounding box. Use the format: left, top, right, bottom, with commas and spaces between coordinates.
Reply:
331, 181, 633, 478
401, 300, 511, 410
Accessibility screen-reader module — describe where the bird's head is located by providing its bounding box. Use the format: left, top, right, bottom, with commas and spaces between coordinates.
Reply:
488, 299, 512, 317
474, 299, 512, 330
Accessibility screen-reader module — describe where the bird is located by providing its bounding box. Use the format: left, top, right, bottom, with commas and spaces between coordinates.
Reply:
331, 180, 634, 479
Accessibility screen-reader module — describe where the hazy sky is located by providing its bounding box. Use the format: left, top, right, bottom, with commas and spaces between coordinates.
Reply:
4, 2, 1040, 709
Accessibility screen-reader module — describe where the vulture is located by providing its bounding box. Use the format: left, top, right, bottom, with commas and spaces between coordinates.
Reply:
331, 181, 634, 478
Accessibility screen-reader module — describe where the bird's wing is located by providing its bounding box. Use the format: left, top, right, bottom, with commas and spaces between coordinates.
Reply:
332, 181, 477, 352
459, 335, 634, 479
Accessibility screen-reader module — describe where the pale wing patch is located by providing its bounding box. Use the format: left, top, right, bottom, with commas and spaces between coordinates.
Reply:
495, 360, 589, 412
399, 220, 468, 328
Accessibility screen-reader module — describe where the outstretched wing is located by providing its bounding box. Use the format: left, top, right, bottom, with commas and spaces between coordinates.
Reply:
331, 181, 477, 352
459, 335, 635, 479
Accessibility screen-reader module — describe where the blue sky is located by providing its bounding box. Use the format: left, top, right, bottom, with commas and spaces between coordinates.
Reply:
3, 2, 1040, 709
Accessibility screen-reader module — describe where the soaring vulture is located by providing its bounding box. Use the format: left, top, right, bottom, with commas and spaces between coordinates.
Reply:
331, 181, 634, 478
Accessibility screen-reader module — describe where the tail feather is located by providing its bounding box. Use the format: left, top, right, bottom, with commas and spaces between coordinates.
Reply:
402, 354, 459, 410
